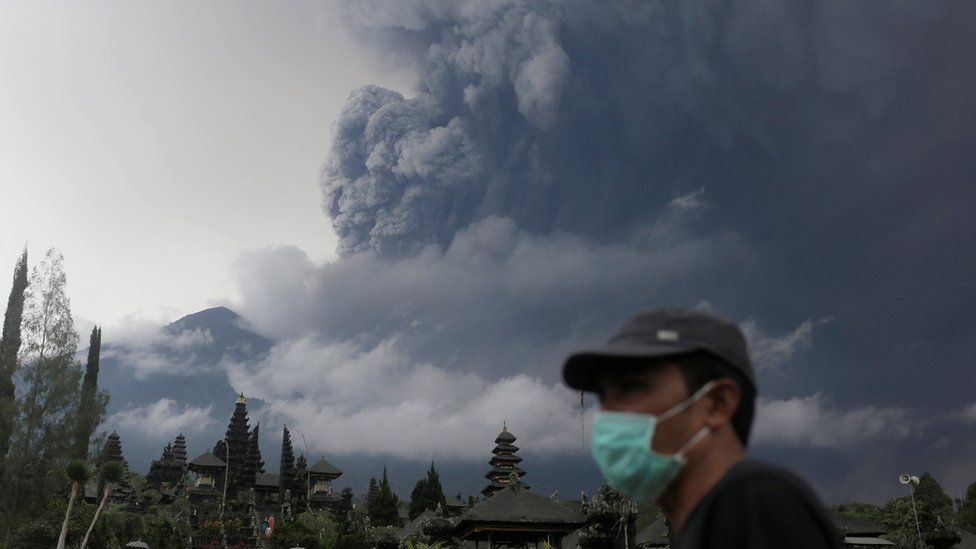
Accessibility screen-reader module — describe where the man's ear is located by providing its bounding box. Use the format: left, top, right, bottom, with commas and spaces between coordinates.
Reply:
703, 378, 741, 429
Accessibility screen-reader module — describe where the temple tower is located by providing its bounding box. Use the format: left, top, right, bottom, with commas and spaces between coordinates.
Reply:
242, 422, 264, 489
280, 425, 296, 502
216, 393, 251, 495
172, 433, 188, 466
100, 431, 134, 502
482, 423, 529, 497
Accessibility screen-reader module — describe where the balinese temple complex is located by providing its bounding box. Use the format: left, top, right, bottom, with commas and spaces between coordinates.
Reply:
98, 394, 912, 549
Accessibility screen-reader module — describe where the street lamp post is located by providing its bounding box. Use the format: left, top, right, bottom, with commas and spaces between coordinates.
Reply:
899, 474, 924, 548
221, 438, 230, 548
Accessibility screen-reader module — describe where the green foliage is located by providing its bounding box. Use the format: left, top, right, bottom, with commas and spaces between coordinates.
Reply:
835, 500, 886, 526
913, 473, 953, 524
0, 248, 28, 470
1, 249, 84, 540
836, 474, 959, 549
880, 472, 955, 548
101, 460, 125, 484
270, 510, 338, 549
368, 466, 403, 527
957, 481, 976, 531
409, 462, 447, 520
73, 326, 107, 459
65, 458, 92, 483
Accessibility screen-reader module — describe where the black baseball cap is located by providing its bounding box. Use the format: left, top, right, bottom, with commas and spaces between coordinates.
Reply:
563, 307, 756, 392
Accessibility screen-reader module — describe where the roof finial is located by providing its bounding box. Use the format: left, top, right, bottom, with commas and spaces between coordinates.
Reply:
237, 392, 246, 404
502, 421, 507, 432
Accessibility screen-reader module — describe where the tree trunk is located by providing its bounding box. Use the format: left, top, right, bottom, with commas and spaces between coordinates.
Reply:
79, 481, 112, 549
56, 481, 78, 549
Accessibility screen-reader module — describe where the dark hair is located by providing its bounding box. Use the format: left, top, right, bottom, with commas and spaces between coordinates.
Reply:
674, 351, 756, 446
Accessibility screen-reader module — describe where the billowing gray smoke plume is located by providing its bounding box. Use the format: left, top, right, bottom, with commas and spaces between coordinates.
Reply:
228, 0, 974, 499
322, 0, 971, 259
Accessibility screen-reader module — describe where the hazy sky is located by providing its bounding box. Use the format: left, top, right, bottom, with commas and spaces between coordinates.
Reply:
0, 0, 410, 327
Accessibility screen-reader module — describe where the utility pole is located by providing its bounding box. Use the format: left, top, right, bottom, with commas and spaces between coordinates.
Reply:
899, 473, 923, 548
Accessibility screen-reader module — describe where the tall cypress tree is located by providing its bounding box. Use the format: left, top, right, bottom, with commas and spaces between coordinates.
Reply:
409, 461, 447, 519
369, 466, 401, 527
73, 326, 105, 459
279, 425, 296, 502
0, 249, 28, 465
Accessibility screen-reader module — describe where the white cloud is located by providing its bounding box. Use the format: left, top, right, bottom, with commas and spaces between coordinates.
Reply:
223, 335, 589, 461
741, 317, 831, 371
101, 319, 215, 379
108, 398, 216, 439
953, 402, 976, 424
752, 393, 915, 448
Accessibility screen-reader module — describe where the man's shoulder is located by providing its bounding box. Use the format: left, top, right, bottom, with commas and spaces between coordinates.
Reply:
716, 459, 819, 497
704, 458, 832, 524
674, 459, 842, 549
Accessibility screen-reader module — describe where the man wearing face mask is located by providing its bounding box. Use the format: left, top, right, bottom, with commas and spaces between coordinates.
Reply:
563, 308, 841, 548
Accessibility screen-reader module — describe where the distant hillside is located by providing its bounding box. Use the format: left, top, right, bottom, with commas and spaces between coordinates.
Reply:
165, 306, 273, 362
97, 307, 273, 470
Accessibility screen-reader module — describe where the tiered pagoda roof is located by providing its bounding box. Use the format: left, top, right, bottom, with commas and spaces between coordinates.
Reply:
482, 423, 529, 497
308, 457, 343, 479
456, 480, 585, 543
189, 451, 227, 469
255, 472, 280, 490
101, 431, 134, 501
172, 433, 188, 465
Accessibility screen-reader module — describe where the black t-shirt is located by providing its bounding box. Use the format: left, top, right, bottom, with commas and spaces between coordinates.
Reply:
672, 459, 842, 549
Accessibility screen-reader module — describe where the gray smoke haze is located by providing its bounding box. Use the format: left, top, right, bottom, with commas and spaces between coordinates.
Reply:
226, 0, 975, 501
322, 0, 971, 258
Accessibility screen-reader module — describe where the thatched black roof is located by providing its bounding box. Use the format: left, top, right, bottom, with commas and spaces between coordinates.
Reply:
188, 451, 226, 469
308, 457, 342, 477
459, 485, 585, 526
255, 472, 279, 488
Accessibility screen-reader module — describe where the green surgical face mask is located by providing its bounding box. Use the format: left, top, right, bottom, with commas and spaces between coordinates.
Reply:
591, 381, 715, 500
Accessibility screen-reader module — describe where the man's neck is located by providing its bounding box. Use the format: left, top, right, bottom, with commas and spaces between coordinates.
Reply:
660, 442, 744, 534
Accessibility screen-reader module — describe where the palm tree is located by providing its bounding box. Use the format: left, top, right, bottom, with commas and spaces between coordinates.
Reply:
57, 459, 91, 549
80, 461, 123, 549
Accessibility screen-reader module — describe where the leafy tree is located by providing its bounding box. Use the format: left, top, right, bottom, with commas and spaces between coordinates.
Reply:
956, 481, 976, 531
881, 473, 955, 548
409, 462, 446, 520
835, 500, 886, 527
368, 466, 402, 527
72, 327, 107, 459
270, 510, 337, 549
0, 249, 27, 471
914, 472, 953, 523
3, 249, 82, 535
